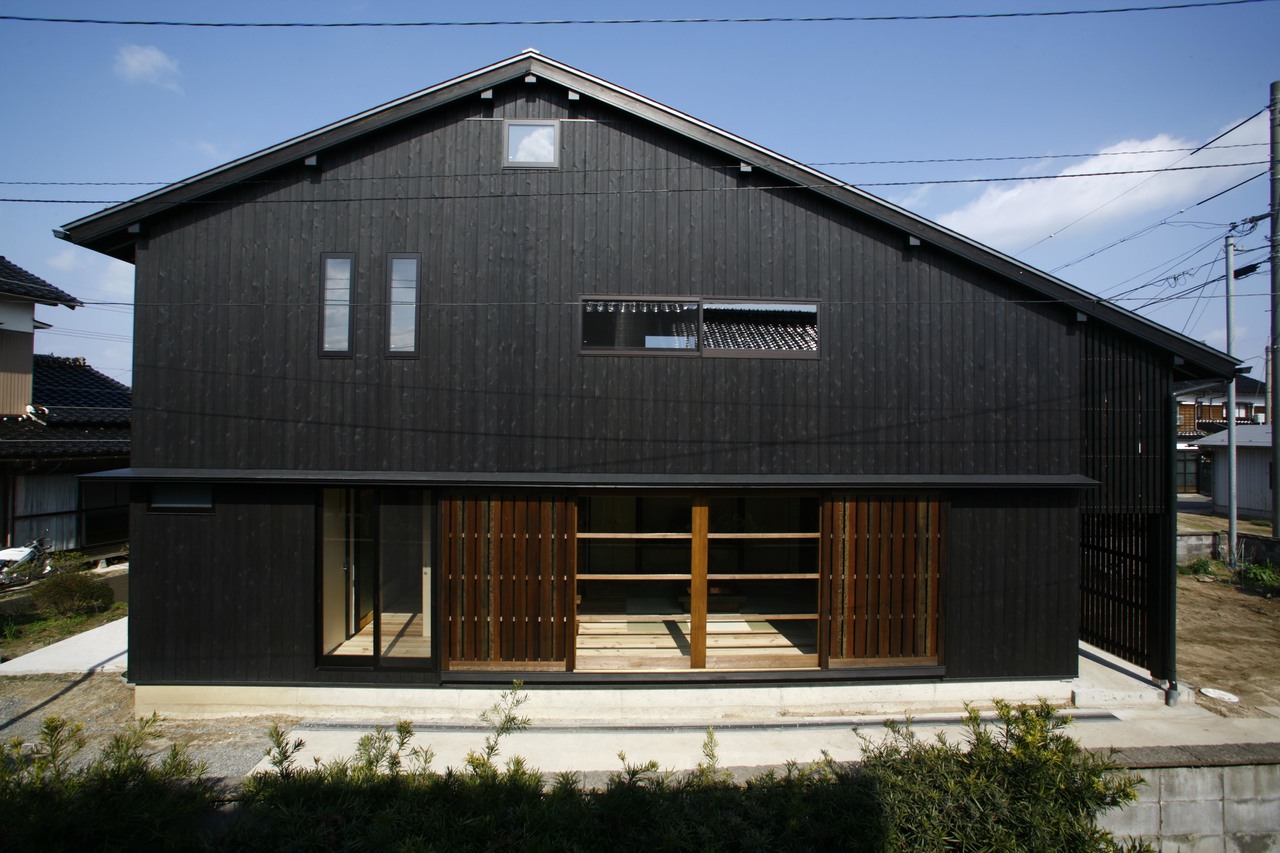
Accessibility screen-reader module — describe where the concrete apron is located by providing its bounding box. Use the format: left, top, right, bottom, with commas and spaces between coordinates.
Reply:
137, 642, 1260, 776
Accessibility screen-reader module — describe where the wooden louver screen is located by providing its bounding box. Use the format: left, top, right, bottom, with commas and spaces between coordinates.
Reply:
822, 496, 944, 666
440, 495, 575, 670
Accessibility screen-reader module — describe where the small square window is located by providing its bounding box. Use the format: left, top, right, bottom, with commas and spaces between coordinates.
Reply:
505, 120, 559, 168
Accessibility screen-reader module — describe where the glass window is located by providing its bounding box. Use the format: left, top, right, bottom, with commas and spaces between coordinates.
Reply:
581, 299, 700, 351
387, 255, 419, 355
148, 483, 213, 512
321, 254, 353, 354
505, 120, 559, 167
702, 302, 818, 353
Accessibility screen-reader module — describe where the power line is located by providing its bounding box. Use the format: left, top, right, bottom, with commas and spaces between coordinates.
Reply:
1, 2, 1271, 27
1017, 108, 1269, 255
3, 142, 1267, 187
1, 160, 1267, 206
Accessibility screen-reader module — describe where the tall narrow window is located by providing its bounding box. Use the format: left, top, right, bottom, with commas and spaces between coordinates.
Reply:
321, 254, 354, 355
387, 254, 420, 355
505, 120, 559, 167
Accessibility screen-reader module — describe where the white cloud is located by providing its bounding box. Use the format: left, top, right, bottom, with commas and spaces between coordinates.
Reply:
100, 259, 135, 298
45, 248, 87, 273
114, 44, 182, 92
937, 115, 1268, 254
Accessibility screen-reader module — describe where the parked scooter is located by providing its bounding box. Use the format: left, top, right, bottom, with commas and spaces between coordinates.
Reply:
0, 538, 51, 588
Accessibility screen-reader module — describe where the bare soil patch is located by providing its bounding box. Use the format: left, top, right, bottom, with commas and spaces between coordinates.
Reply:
0, 673, 298, 780
1176, 573, 1280, 717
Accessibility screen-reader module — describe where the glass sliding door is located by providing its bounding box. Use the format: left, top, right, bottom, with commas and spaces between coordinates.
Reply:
319, 487, 433, 666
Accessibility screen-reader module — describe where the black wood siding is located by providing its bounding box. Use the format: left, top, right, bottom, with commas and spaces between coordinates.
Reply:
128, 484, 428, 686
944, 490, 1081, 679
131, 80, 1079, 480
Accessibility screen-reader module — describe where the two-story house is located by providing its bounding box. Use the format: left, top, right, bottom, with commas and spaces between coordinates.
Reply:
57, 52, 1235, 714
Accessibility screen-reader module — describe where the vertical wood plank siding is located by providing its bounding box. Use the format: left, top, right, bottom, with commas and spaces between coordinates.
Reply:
1078, 325, 1174, 677
131, 81, 1077, 481
822, 495, 944, 665
440, 493, 574, 669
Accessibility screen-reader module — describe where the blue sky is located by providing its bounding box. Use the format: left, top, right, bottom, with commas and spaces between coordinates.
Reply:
1, 1, 1277, 386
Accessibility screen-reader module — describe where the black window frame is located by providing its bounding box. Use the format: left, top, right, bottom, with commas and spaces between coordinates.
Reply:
147, 482, 215, 514
320, 252, 355, 357
579, 296, 702, 356
385, 253, 422, 357
503, 119, 561, 169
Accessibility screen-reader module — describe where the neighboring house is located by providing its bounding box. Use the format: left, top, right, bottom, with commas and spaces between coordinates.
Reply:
1197, 425, 1274, 519
0, 258, 129, 553
57, 51, 1236, 713
1174, 377, 1266, 494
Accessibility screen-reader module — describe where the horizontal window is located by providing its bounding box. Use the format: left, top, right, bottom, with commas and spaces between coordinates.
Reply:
149, 483, 214, 512
703, 302, 818, 353
582, 300, 700, 351
581, 298, 818, 357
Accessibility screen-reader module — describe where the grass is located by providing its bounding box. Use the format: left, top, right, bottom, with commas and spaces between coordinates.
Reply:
0, 601, 127, 661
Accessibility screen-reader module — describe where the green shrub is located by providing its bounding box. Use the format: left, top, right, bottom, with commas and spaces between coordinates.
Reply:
1180, 556, 1215, 576
44, 549, 92, 575
858, 699, 1145, 851
0, 714, 216, 852
1238, 561, 1280, 596
30, 571, 113, 617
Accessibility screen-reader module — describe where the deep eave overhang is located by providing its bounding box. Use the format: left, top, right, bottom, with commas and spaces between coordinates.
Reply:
90, 467, 1097, 490
57, 50, 1237, 380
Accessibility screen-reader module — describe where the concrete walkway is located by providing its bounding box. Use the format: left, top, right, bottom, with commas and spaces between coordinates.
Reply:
0, 616, 127, 674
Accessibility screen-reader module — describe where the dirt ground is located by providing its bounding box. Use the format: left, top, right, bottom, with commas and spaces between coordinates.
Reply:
0, 673, 298, 780
1175, 573, 1280, 717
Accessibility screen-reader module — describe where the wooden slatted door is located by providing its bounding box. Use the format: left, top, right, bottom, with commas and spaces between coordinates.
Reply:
821, 495, 945, 668
440, 494, 576, 671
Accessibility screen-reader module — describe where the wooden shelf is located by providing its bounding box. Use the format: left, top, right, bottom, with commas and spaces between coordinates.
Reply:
707, 613, 817, 621
577, 532, 692, 540
707, 572, 819, 580
576, 573, 691, 581
707, 532, 819, 540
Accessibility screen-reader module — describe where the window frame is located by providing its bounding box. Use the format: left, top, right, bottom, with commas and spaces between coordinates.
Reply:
319, 252, 356, 357
147, 483, 215, 514
700, 298, 820, 360
385, 253, 422, 357
579, 296, 820, 359
579, 296, 703, 357
503, 119, 561, 169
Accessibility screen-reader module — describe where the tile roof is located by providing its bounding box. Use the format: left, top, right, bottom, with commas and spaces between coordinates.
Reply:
0, 257, 82, 307
0, 355, 130, 462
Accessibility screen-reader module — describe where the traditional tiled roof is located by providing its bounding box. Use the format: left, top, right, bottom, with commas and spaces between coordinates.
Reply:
0, 257, 81, 307
0, 355, 130, 462
703, 311, 818, 352
32, 355, 131, 425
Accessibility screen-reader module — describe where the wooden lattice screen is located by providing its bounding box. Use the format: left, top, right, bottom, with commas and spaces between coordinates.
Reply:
440, 494, 576, 670
821, 495, 945, 667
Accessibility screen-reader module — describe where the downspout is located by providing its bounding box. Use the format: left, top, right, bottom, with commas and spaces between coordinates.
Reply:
1165, 389, 1180, 706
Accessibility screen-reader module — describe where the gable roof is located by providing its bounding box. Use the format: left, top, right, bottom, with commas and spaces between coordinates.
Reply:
0, 257, 81, 308
57, 50, 1236, 380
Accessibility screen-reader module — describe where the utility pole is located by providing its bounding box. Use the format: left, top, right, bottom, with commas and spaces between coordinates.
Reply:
1226, 235, 1238, 566
1271, 80, 1280, 536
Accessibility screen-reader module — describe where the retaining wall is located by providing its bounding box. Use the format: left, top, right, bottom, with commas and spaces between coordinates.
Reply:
1100, 744, 1280, 851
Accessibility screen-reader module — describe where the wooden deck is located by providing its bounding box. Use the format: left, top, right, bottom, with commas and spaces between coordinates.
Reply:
329, 612, 431, 658
575, 615, 818, 670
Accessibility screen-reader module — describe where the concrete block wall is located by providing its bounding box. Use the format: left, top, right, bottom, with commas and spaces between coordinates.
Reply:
1099, 754, 1280, 852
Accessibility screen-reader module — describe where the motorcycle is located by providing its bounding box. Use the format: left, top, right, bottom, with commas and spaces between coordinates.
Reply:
0, 538, 51, 589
